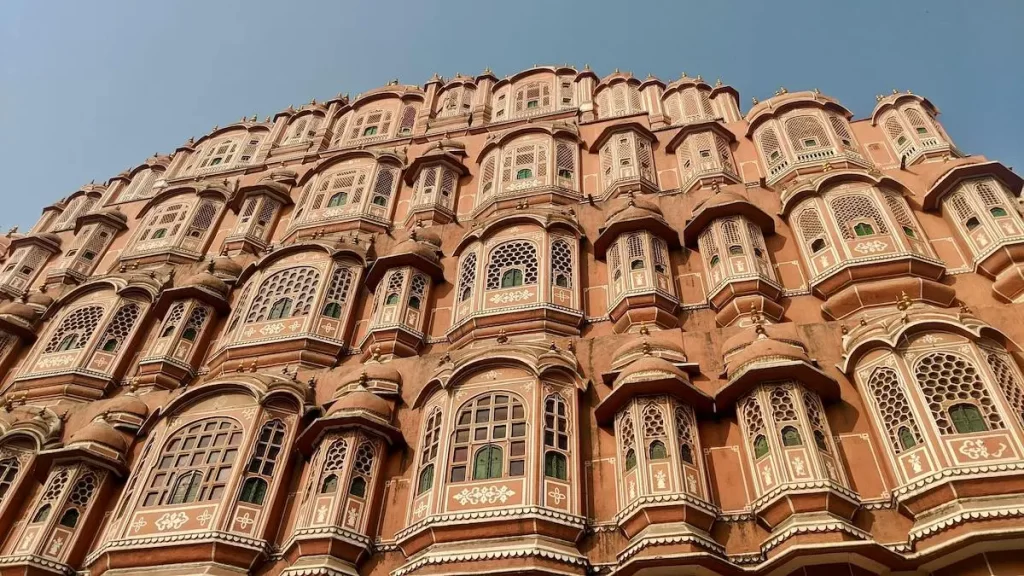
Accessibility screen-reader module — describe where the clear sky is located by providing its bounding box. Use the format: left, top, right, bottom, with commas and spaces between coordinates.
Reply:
1, 0, 1021, 230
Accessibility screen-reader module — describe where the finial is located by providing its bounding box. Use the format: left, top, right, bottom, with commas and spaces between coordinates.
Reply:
892, 89, 899, 95
484, 67, 493, 74
715, 78, 722, 87
307, 375, 317, 390
186, 136, 194, 144
641, 340, 652, 356
248, 358, 258, 372
813, 87, 821, 94
358, 370, 368, 385
567, 339, 576, 354
751, 97, 758, 105
646, 73, 654, 79
959, 300, 972, 316
613, 68, 620, 74
549, 341, 558, 351
680, 71, 687, 78
840, 323, 848, 335
696, 74, 702, 81
906, 89, 912, 94
212, 124, 218, 131
638, 323, 650, 336
251, 114, 257, 121
310, 97, 317, 105
822, 161, 834, 172
896, 291, 912, 312
711, 181, 721, 194
876, 94, 884, 102
438, 351, 451, 366
206, 259, 215, 273
496, 329, 508, 344
372, 345, 382, 361
750, 304, 766, 336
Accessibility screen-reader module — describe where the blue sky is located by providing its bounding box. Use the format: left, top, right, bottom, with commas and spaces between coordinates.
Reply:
1, 0, 1021, 229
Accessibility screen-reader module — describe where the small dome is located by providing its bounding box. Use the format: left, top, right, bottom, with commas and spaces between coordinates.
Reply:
183, 270, 229, 296
614, 355, 689, 387
327, 389, 393, 420
105, 394, 149, 420
211, 255, 243, 278
338, 362, 403, 393
604, 195, 663, 226
693, 191, 749, 213
389, 237, 441, 264
611, 335, 687, 371
723, 325, 813, 380
33, 232, 62, 245
69, 419, 129, 454
0, 301, 39, 322
26, 291, 54, 308
97, 207, 129, 223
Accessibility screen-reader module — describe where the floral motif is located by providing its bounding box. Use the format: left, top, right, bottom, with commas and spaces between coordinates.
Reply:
854, 240, 889, 254
154, 511, 189, 531
958, 439, 1009, 460
452, 485, 516, 505
489, 289, 533, 304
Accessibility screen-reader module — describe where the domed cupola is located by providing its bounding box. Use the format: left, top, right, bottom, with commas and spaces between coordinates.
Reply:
594, 194, 681, 332
361, 228, 445, 360
722, 313, 858, 542
402, 139, 468, 226
596, 328, 719, 565
286, 363, 403, 574
0, 232, 62, 299
137, 261, 230, 391
683, 186, 783, 327
224, 169, 294, 254
746, 89, 870, 186
872, 89, 961, 166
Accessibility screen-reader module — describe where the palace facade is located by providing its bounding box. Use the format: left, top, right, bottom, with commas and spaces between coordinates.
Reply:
0, 66, 1022, 576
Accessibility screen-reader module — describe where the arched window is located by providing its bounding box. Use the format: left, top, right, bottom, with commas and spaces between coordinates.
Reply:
499, 140, 548, 192
58, 508, 80, 528
479, 155, 496, 198
457, 253, 477, 303
44, 305, 105, 353
244, 420, 286, 477
142, 418, 243, 507
398, 105, 417, 136
408, 273, 427, 310
543, 394, 570, 479
0, 458, 19, 503
32, 503, 51, 523
348, 109, 393, 141
619, 412, 636, 473
246, 266, 321, 323
473, 445, 503, 480
514, 81, 551, 115
321, 265, 354, 318
781, 426, 802, 446
450, 393, 527, 482
885, 116, 909, 149
797, 207, 828, 254
96, 302, 141, 354
545, 452, 567, 480
417, 408, 442, 495
904, 108, 931, 135
370, 165, 399, 208
883, 192, 920, 239
785, 115, 831, 151
950, 403, 987, 433
319, 439, 348, 494
349, 442, 375, 497
742, 396, 770, 459
674, 406, 697, 466
642, 403, 668, 461
239, 478, 268, 505
753, 435, 769, 458
758, 126, 784, 166
915, 351, 1005, 435
830, 195, 889, 240
555, 141, 576, 185
181, 306, 209, 342
986, 352, 1024, 426
828, 114, 855, 148
648, 440, 668, 459
867, 367, 923, 454
550, 239, 573, 290
486, 241, 538, 290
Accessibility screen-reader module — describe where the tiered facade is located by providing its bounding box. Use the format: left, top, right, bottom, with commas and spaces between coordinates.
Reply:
0, 66, 1023, 576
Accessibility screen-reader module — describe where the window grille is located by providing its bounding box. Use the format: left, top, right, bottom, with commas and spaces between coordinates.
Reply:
830, 195, 889, 240
986, 352, 1024, 426
550, 239, 573, 290
785, 115, 830, 151
449, 393, 527, 482
485, 241, 538, 289
828, 115, 856, 149
142, 418, 243, 506
479, 155, 496, 198
674, 406, 696, 464
868, 367, 924, 453
457, 252, 477, 303
417, 408, 442, 494
371, 166, 398, 208
44, 305, 105, 353
915, 351, 1004, 435
758, 127, 783, 165
246, 266, 321, 323
0, 458, 19, 505
398, 105, 417, 135
97, 302, 140, 353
